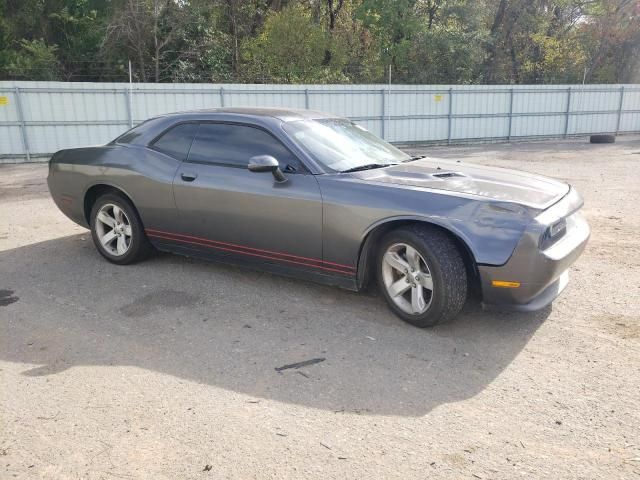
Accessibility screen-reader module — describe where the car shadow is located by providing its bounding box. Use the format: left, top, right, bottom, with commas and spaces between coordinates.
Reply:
0, 234, 550, 417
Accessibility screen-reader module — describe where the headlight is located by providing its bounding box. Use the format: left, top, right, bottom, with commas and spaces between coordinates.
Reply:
539, 217, 567, 250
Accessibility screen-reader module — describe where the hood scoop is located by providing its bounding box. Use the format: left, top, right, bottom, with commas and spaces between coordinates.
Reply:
377, 169, 468, 182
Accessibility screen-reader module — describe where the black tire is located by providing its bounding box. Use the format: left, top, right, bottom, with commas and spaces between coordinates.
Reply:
590, 134, 615, 144
89, 192, 153, 265
376, 225, 467, 327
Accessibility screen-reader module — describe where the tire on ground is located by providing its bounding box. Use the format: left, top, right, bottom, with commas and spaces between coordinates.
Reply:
89, 192, 153, 265
590, 134, 615, 144
376, 224, 467, 327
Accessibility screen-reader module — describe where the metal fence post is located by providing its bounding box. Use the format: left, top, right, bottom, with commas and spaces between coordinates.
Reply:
381, 89, 386, 140
13, 87, 31, 162
507, 88, 514, 141
124, 88, 133, 128
304, 88, 309, 109
219, 87, 225, 107
563, 87, 572, 138
615, 85, 625, 135
447, 87, 453, 145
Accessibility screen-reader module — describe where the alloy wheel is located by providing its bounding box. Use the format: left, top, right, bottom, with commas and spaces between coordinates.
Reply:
381, 242, 434, 315
95, 203, 133, 256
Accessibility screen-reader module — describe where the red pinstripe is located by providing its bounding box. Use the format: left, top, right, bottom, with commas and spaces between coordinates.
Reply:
145, 228, 354, 270
145, 229, 355, 276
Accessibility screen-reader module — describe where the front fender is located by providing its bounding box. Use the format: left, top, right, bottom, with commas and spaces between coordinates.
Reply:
361, 214, 480, 263
318, 176, 534, 277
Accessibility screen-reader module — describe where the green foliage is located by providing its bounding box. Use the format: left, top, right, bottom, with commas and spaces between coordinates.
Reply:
407, 1, 487, 84
522, 32, 587, 84
243, 2, 383, 84
329, 9, 384, 83
169, 30, 234, 83
409, 26, 486, 84
355, 0, 421, 82
0, 0, 637, 84
48, 1, 107, 79
4, 39, 62, 80
244, 4, 331, 82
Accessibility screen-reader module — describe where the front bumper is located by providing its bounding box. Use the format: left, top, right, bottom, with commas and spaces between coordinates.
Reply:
479, 188, 590, 311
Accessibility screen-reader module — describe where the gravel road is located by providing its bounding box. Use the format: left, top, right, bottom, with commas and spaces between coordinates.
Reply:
1, 137, 639, 479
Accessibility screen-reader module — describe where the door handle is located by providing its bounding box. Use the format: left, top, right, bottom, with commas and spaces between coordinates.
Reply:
181, 172, 198, 182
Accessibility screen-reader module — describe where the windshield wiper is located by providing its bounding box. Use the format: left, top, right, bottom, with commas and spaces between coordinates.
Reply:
340, 163, 396, 173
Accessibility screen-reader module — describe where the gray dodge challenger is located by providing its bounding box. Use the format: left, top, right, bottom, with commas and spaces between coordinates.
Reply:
48, 108, 590, 327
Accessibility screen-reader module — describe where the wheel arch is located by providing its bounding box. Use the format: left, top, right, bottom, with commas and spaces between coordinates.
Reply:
356, 216, 480, 296
83, 183, 139, 225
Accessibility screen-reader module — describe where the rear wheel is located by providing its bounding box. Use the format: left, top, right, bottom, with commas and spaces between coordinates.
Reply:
89, 193, 152, 265
377, 225, 467, 327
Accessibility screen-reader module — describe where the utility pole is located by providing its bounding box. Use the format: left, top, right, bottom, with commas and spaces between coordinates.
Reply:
388, 64, 392, 132
128, 60, 134, 128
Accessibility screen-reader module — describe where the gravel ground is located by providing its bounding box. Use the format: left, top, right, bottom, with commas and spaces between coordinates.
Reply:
1, 137, 639, 479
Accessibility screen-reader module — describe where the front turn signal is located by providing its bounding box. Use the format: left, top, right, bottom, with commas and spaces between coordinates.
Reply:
492, 280, 521, 288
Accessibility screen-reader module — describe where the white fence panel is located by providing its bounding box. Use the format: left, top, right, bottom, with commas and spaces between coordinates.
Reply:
0, 81, 639, 163
0, 126, 24, 155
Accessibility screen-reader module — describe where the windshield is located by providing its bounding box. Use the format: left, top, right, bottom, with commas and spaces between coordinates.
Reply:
283, 119, 410, 172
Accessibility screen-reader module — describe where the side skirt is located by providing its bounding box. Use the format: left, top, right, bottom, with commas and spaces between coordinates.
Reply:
149, 237, 358, 291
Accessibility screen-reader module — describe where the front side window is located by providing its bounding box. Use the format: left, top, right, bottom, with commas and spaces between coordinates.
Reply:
188, 123, 301, 171
150, 123, 200, 161
283, 119, 410, 172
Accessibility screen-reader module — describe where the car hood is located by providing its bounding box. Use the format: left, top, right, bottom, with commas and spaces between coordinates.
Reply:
349, 157, 570, 210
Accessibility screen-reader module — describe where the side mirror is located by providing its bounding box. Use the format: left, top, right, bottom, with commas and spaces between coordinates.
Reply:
248, 155, 287, 183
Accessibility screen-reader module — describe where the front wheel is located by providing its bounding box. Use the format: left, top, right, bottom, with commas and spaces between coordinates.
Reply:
377, 225, 467, 327
90, 193, 153, 265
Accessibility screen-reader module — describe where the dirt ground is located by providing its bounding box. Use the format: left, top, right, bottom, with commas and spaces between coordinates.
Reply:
1, 137, 639, 479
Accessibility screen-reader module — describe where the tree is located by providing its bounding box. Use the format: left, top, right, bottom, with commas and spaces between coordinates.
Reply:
409, 1, 487, 84
0, 0, 638, 84
102, 0, 197, 82
322, 0, 345, 64
243, 3, 335, 82
580, 0, 640, 83
48, 0, 110, 80
4, 39, 62, 80
357, 0, 421, 81
167, 4, 234, 82
328, 1, 384, 82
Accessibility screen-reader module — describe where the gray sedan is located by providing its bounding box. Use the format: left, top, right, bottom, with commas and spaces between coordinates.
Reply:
47, 108, 590, 327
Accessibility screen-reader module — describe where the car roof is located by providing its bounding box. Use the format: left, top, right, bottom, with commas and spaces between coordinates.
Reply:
161, 107, 338, 123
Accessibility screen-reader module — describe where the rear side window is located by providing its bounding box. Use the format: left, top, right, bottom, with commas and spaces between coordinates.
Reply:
151, 123, 200, 161
113, 118, 154, 144
188, 123, 301, 171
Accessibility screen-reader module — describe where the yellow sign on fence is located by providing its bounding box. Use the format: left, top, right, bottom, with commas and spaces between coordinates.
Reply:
0, 96, 8, 106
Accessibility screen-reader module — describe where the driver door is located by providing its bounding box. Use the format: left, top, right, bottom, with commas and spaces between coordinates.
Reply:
169, 122, 328, 277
